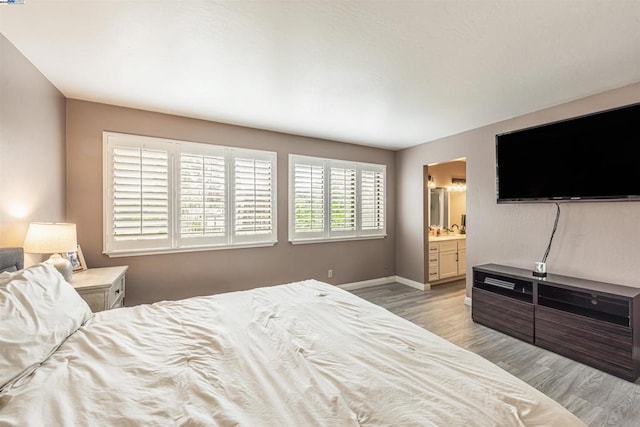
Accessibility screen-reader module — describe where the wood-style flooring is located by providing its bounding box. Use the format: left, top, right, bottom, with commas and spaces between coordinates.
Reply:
350, 280, 640, 427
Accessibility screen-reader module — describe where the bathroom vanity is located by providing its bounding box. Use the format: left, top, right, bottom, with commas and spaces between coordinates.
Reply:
427, 234, 466, 284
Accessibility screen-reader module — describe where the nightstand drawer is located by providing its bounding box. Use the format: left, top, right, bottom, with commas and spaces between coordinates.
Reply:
108, 275, 125, 308
111, 292, 125, 309
71, 266, 128, 312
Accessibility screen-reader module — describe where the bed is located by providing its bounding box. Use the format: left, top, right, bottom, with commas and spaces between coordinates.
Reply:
0, 247, 585, 426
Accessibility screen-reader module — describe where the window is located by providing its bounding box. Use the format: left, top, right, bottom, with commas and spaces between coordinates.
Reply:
103, 132, 276, 256
289, 154, 386, 243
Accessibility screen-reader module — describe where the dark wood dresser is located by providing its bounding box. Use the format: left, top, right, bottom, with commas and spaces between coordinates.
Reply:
472, 263, 640, 382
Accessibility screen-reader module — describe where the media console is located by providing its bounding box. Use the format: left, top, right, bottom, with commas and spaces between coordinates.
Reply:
472, 263, 640, 381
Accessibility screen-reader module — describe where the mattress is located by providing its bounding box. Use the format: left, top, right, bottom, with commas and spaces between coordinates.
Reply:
0, 278, 585, 426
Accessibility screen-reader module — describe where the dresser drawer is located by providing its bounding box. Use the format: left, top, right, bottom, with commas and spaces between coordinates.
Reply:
472, 287, 534, 343
535, 305, 633, 379
428, 244, 439, 253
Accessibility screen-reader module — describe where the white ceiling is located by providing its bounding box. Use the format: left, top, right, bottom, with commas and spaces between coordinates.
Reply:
1, 1, 639, 150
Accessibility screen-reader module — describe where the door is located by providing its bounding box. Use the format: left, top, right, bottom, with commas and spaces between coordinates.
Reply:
439, 241, 458, 279
457, 246, 466, 276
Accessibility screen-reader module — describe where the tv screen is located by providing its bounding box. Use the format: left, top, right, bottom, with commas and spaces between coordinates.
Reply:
496, 102, 640, 203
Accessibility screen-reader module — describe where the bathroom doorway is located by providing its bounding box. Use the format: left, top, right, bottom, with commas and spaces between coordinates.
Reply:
423, 159, 467, 285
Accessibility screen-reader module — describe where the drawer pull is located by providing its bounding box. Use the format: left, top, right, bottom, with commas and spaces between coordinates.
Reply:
115, 289, 120, 295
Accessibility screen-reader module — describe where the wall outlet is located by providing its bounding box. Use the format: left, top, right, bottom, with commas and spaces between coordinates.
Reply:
327, 269, 333, 278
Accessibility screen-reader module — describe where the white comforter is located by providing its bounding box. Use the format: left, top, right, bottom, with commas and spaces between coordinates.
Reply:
0, 280, 584, 426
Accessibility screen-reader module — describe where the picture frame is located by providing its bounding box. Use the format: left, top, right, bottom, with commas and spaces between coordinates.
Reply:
64, 244, 87, 272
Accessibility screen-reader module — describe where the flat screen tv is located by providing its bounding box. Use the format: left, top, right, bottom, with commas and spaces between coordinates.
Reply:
496, 102, 640, 203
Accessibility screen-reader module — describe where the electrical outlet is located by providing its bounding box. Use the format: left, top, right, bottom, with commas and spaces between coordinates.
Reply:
327, 269, 333, 278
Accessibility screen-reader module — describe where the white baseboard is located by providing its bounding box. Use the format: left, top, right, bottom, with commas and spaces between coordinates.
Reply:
338, 275, 428, 291
337, 276, 396, 291
395, 275, 428, 291
338, 275, 465, 298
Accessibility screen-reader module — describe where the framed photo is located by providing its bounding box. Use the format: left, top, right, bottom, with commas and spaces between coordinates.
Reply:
64, 244, 87, 272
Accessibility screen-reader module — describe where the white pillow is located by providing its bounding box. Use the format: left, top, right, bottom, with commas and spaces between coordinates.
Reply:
0, 262, 93, 391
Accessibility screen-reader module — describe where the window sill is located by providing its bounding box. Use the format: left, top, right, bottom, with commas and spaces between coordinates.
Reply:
104, 241, 277, 258
289, 234, 386, 245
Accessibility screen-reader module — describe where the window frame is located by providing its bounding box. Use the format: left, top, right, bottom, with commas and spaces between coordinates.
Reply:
103, 132, 277, 257
288, 154, 387, 244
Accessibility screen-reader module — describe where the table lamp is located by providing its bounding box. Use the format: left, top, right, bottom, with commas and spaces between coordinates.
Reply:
23, 222, 77, 282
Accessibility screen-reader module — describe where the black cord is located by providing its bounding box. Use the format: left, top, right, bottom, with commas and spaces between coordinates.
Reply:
541, 203, 560, 263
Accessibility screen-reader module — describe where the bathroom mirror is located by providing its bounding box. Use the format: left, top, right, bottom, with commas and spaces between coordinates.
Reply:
429, 188, 449, 228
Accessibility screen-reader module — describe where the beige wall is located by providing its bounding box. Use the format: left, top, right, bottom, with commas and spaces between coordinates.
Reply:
7, 25, 638, 305
0, 34, 66, 263
66, 100, 395, 305
397, 82, 640, 295
427, 161, 466, 192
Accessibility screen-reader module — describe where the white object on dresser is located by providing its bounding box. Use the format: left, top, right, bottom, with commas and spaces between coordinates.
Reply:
71, 266, 128, 312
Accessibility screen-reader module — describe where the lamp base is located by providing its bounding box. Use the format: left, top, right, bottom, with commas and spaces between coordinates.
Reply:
46, 253, 73, 282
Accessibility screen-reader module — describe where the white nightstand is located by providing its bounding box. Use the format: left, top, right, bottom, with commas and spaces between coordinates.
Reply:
71, 266, 128, 312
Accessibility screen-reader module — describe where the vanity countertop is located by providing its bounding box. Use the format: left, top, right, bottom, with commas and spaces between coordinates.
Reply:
429, 234, 466, 241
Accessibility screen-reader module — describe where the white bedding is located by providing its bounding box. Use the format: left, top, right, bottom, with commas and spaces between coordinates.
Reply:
0, 279, 584, 426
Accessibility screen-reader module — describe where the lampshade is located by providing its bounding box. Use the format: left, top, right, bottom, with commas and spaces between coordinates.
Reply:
23, 223, 77, 254
23, 223, 78, 282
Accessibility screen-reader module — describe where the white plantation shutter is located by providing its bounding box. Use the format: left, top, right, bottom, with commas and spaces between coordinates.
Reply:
294, 164, 325, 231
360, 168, 385, 233
104, 134, 174, 254
330, 166, 356, 234
112, 146, 169, 239
234, 156, 275, 242
104, 132, 276, 256
289, 154, 386, 243
179, 153, 226, 245
290, 159, 325, 240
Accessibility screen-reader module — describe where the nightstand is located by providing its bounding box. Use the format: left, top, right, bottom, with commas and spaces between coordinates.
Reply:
71, 266, 128, 312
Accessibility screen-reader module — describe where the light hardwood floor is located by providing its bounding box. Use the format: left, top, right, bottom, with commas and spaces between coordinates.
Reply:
350, 280, 640, 427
